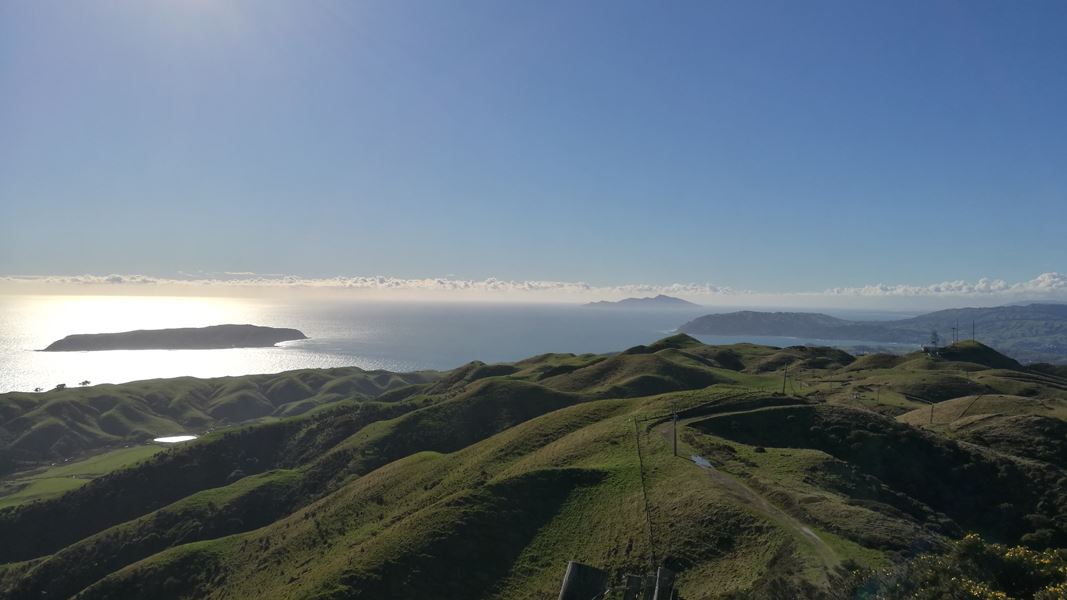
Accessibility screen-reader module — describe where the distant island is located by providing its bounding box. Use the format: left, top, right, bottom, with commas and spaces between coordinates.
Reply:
679, 303, 1067, 364
42, 324, 308, 352
585, 294, 701, 309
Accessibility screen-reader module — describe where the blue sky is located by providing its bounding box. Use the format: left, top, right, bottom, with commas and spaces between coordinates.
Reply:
1, 1, 1065, 300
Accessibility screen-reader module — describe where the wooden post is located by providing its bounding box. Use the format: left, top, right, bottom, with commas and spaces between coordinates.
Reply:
557, 561, 608, 600
652, 567, 676, 600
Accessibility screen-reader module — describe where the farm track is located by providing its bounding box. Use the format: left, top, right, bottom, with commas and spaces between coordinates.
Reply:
651, 403, 841, 584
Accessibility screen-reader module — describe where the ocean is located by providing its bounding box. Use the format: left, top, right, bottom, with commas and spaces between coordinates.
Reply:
0, 295, 914, 393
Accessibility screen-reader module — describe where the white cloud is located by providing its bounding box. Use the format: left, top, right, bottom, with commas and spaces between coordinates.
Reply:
822, 272, 1067, 297
0, 272, 738, 302
1, 272, 1064, 308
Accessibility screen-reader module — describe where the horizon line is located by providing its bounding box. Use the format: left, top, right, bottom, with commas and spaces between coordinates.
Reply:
0, 271, 1064, 310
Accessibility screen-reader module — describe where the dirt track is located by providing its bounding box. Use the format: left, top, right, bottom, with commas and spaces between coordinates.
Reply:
652, 410, 840, 584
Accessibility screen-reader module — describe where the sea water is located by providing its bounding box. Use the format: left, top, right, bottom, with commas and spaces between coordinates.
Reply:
0, 295, 914, 393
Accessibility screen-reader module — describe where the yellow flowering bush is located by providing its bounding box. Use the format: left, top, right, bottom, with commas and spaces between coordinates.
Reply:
856, 533, 1067, 599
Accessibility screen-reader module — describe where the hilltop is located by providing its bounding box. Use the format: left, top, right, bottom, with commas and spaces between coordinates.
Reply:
0, 336, 1065, 598
680, 303, 1067, 363
0, 366, 436, 476
585, 295, 701, 309
42, 324, 308, 352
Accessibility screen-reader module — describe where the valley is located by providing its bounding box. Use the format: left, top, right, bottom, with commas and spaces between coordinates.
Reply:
1, 336, 1065, 598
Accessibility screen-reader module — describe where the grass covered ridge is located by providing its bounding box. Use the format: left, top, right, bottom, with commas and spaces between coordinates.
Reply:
0, 336, 1065, 598
0, 367, 438, 475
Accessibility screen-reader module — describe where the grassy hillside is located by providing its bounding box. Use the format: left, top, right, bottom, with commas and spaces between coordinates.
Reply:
1, 336, 1065, 598
0, 445, 161, 509
0, 367, 438, 476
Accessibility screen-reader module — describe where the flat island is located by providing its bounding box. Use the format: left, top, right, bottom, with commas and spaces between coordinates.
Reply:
42, 324, 308, 352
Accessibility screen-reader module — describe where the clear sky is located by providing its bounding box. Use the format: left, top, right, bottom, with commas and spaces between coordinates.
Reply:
1, 1, 1065, 303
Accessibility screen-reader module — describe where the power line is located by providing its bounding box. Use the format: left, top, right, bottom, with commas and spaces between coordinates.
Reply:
632, 416, 657, 571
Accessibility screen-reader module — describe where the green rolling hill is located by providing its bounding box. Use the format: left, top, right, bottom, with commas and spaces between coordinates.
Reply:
1, 336, 1065, 598
0, 367, 438, 477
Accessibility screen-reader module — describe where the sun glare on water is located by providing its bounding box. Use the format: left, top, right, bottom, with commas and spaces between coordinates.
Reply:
31, 295, 252, 345
0, 294, 368, 392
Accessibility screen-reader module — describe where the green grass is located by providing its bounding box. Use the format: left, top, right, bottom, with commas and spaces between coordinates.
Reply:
79, 399, 814, 599
0, 477, 86, 510
0, 445, 162, 509
0, 367, 439, 474
898, 394, 1067, 426
1, 334, 1065, 599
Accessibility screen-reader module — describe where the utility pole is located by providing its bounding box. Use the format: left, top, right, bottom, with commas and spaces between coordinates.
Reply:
781, 364, 788, 395
972, 320, 975, 341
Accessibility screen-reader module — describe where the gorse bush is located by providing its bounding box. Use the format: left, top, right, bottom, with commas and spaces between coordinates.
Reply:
858, 534, 1067, 599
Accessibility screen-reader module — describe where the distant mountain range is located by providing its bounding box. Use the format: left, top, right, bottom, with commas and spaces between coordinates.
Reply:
679, 303, 1067, 364
585, 294, 701, 309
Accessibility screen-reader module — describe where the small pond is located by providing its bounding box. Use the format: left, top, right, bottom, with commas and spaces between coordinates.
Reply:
153, 435, 198, 443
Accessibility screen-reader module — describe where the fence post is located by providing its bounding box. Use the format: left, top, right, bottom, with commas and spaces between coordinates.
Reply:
652, 567, 675, 600
557, 561, 608, 600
